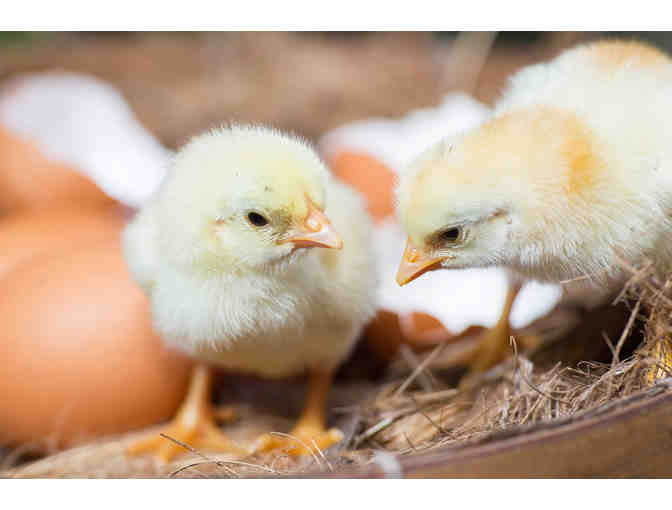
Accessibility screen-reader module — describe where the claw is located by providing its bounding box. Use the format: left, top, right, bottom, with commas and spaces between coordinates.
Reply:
253, 426, 344, 456
126, 365, 246, 463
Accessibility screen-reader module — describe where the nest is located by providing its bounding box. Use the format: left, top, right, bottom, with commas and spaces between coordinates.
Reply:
356, 261, 671, 456
4, 262, 671, 478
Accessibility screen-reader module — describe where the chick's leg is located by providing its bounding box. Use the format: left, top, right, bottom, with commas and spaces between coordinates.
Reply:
126, 364, 245, 462
253, 369, 343, 456
460, 283, 536, 388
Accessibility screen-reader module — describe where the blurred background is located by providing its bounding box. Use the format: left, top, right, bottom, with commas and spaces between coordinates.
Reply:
2, 31, 671, 148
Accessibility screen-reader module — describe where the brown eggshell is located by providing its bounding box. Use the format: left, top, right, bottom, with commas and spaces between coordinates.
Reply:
363, 310, 405, 362
0, 126, 115, 215
399, 312, 456, 348
0, 214, 193, 450
0, 206, 128, 280
329, 151, 397, 222
364, 310, 463, 362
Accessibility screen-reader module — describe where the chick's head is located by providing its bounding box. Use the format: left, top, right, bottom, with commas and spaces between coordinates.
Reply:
396, 108, 602, 285
156, 125, 342, 274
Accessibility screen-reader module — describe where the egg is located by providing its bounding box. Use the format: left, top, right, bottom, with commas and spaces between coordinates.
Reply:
0, 126, 115, 215
0, 205, 125, 279
0, 205, 193, 451
329, 151, 397, 222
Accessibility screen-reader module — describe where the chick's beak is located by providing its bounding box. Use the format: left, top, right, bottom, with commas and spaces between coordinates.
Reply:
281, 199, 343, 250
396, 237, 446, 286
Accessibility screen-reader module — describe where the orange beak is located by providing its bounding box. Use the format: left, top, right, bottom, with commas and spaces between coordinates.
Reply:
396, 237, 446, 286
280, 197, 343, 250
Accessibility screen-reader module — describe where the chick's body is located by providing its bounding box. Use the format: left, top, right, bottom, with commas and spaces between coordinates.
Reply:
494, 40, 672, 282
396, 40, 672, 385
398, 40, 672, 285
127, 180, 374, 377
123, 126, 376, 459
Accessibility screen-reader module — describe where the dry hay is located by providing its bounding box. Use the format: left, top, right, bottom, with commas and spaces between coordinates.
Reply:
3, 261, 671, 478
356, 260, 671, 456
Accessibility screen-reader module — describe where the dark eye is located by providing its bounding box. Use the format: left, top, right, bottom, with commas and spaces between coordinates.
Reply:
247, 212, 269, 227
440, 227, 462, 243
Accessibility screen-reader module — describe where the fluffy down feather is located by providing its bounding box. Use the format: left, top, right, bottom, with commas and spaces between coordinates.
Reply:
397, 40, 672, 285
124, 125, 377, 377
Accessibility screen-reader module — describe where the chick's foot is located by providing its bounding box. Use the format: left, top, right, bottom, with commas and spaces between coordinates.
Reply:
459, 283, 538, 390
253, 425, 344, 456
126, 411, 244, 462
126, 365, 247, 462
253, 368, 342, 456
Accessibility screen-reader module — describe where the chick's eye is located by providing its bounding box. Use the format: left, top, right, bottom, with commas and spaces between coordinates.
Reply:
247, 212, 269, 227
440, 227, 462, 243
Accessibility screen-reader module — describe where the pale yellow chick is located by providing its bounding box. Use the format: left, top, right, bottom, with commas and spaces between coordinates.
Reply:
396, 40, 672, 380
123, 125, 377, 460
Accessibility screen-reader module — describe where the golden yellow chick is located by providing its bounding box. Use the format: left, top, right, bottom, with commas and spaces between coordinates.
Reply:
396, 40, 672, 380
123, 125, 377, 461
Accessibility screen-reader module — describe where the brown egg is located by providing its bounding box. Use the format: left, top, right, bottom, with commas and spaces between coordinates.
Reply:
0, 126, 115, 215
399, 312, 456, 348
0, 205, 127, 280
364, 309, 460, 362
0, 208, 193, 451
329, 151, 397, 222
363, 310, 405, 362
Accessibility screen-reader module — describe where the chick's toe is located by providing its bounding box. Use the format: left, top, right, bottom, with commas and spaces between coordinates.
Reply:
253, 369, 343, 457
459, 283, 539, 389
126, 365, 246, 462
253, 427, 344, 457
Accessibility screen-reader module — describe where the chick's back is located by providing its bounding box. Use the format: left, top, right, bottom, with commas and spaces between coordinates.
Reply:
493, 40, 672, 274
495, 40, 672, 193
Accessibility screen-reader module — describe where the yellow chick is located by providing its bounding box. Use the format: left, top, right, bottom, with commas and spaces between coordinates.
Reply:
396, 40, 672, 380
123, 125, 377, 461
